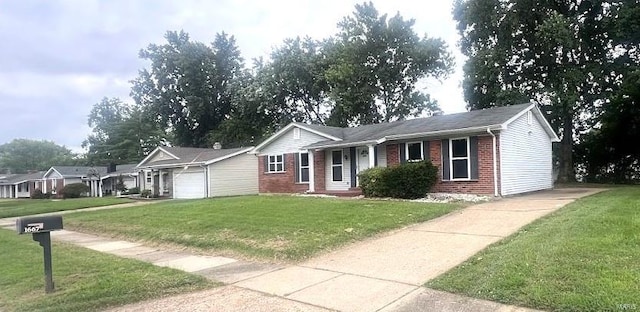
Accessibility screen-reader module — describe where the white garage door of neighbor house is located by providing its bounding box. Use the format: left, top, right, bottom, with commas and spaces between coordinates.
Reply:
173, 169, 205, 199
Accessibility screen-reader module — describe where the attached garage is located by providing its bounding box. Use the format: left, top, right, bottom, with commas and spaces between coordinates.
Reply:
173, 168, 206, 199
136, 146, 258, 199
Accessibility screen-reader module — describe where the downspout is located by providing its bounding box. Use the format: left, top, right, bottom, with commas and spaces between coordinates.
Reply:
487, 128, 499, 197
200, 164, 209, 198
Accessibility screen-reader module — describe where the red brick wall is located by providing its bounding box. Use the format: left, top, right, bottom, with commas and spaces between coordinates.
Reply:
384, 136, 499, 196
430, 136, 496, 195
259, 153, 311, 194
386, 144, 400, 166
313, 150, 326, 192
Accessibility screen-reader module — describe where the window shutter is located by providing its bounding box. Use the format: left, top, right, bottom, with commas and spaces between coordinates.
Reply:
282, 154, 286, 171
263, 155, 268, 173
373, 146, 378, 166
422, 141, 430, 161
294, 153, 300, 182
441, 139, 450, 180
470, 136, 479, 180
350, 147, 357, 187
399, 143, 406, 164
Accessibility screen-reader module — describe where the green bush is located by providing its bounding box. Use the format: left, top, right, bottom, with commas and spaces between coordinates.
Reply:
30, 189, 50, 199
358, 160, 438, 199
127, 187, 140, 195
358, 167, 388, 198
59, 183, 90, 199
141, 189, 151, 197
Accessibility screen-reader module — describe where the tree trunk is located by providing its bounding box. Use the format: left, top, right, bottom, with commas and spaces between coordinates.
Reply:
557, 112, 575, 183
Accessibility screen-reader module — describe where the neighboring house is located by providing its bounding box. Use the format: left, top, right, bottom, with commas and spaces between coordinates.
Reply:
100, 164, 139, 195
0, 172, 44, 198
135, 146, 258, 199
251, 103, 560, 196
42, 166, 108, 197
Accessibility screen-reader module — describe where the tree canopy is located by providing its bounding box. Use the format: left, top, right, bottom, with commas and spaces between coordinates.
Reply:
453, 0, 639, 182
0, 139, 78, 173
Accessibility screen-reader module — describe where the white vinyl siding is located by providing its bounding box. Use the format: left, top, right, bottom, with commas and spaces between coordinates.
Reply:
325, 148, 351, 191
209, 153, 258, 197
149, 151, 175, 162
500, 110, 554, 195
261, 127, 327, 155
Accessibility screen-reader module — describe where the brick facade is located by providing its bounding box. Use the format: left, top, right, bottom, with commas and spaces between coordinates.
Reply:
259, 153, 315, 194
259, 136, 500, 196
429, 136, 497, 195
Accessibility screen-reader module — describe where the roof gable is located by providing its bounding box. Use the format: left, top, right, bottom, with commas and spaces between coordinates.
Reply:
137, 147, 253, 168
252, 123, 343, 153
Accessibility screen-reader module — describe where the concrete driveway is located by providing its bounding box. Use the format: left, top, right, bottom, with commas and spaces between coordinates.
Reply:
236, 188, 605, 312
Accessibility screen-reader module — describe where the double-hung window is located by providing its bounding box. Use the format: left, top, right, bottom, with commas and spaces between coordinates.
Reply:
331, 150, 343, 181
298, 153, 309, 183
268, 154, 285, 173
406, 142, 423, 162
450, 138, 470, 179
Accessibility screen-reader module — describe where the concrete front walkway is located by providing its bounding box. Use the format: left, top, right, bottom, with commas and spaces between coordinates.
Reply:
1, 188, 604, 311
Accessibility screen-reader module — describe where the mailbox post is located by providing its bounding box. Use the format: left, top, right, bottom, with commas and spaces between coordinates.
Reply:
16, 215, 63, 293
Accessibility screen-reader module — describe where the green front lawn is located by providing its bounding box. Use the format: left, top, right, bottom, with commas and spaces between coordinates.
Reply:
65, 195, 460, 261
0, 197, 132, 218
0, 229, 211, 312
428, 187, 640, 312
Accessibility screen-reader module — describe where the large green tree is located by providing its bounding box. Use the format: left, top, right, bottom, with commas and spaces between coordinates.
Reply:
0, 139, 77, 173
453, 0, 629, 182
83, 97, 166, 165
131, 31, 244, 147
325, 2, 453, 126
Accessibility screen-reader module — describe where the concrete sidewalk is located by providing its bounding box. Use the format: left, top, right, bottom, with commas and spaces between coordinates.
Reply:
1, 188, 604, 311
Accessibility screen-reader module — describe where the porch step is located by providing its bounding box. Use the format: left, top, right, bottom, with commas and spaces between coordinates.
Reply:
310, 189, 363, 197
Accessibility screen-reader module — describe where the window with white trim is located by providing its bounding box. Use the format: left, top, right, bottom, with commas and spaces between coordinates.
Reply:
268, 154, 285, 173
406, 142, 423, 162
450, 138, 470, 180
331, 150, 343, 181
298, 153, 310, 183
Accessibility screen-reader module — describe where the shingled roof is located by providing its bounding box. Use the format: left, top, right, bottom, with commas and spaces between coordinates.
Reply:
299, 103, 558, 149
138, 146, 253, 168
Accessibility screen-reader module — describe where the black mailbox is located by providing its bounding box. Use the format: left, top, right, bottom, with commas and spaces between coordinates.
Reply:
16, 215, 63, 234
16, 215, 63, 293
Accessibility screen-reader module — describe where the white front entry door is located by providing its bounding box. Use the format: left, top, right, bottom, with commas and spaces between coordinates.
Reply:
356, 147, 371, 186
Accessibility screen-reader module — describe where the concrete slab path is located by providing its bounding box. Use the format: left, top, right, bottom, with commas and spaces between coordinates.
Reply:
0, 188, 605, 311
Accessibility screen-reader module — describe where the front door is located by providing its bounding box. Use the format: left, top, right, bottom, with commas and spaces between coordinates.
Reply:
356, 147, 370, 186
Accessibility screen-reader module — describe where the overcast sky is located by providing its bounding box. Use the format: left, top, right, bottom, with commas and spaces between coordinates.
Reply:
0, 0, 466, 152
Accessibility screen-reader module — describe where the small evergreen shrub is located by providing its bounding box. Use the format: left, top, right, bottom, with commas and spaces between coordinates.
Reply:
127, 187, 140, 195
59, 183, 90, 199
358, 160, 438, 199
358, 167, 388, 198
141, 189, 152, 197
30, 189, 50, 199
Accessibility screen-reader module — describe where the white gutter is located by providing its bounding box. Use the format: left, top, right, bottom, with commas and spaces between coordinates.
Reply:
487, 128, 499, 197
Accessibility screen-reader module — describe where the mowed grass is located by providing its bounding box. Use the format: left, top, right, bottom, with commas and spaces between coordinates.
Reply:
0, 229, 212, 312
428, 187, 640, 312
0, 197, 132, 218
65, 195, 460, 261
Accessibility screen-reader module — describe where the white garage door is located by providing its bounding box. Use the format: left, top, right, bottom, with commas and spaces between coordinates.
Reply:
173, 169, 205, 199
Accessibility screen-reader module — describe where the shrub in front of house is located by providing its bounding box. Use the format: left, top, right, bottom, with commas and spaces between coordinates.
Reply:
358, 160, 438, 199
30, 189, 51, 199
141, 189, 152, 197
358, 167, 388, 197
126, 187, 140, 195
59, 183, 90, 199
